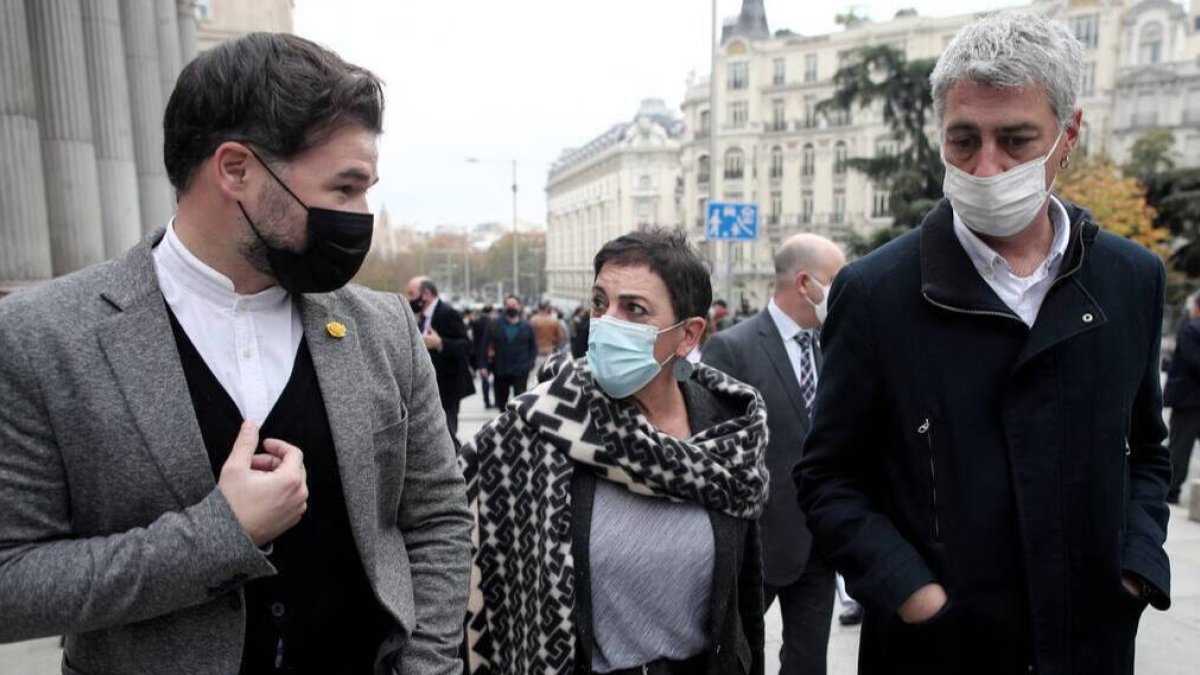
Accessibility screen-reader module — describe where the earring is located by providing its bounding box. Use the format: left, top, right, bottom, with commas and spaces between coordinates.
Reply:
672, 357, 695, 381
1059, 154, 1071, 170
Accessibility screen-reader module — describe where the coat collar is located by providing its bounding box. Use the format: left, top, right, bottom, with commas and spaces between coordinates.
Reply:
919, 198, 1098, 321
754, 310, 809, 422
918, 199, 1108, 370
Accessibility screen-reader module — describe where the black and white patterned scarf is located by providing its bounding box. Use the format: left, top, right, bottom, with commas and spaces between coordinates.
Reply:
459, 354, 769, 675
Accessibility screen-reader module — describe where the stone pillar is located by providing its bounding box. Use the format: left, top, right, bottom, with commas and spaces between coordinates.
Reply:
81, 0, 142, 257
0, 0, 53, 282
120, 0, 174, 233
155, 0, 182, 106
176, 0, 197, 66
26, 0, 106, 275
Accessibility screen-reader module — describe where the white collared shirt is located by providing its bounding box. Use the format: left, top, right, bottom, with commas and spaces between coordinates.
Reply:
952, 197, 1071, 326
152, 220, 303, 425
767, 298, 816, 391
421, 297, 439, 335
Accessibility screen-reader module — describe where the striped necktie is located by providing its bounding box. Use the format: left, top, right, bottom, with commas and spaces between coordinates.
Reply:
794, 331, 817, 416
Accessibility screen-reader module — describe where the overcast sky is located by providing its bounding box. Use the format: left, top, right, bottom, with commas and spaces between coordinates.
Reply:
292, 0, 1030, 230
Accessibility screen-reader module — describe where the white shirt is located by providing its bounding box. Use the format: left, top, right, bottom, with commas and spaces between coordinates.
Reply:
767, 298, 817, 390
952, 196, 1071, 326
152, 220, 304, 425
420, 297, 439, 335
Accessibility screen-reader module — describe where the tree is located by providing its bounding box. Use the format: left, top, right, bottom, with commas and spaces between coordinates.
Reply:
1124, 129, 1176, 179
818, 45, 943, 228
1057, 155, 1167, 254
1142, 167, 1200, 276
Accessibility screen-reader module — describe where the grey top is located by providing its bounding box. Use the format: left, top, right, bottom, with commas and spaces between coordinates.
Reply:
589, 389, 716, 672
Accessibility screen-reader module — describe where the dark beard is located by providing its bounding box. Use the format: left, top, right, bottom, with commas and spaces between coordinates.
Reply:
239, 178, 303, 279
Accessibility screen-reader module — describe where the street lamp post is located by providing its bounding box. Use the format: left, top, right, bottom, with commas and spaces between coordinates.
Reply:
467, 157, 520, 299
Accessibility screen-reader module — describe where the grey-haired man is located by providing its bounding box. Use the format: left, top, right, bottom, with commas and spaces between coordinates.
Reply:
797, 12, 1170, 675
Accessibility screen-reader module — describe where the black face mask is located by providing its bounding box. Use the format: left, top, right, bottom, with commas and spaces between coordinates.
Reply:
505, 307, 520, 319
238, 147, 374, 294
409, 297, 425, 314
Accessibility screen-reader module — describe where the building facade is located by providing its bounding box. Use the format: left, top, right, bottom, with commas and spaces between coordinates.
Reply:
544, 99, 684, 309
0, 0, 293, 295
194, 0, 293, 52
674, 0, 1200, 307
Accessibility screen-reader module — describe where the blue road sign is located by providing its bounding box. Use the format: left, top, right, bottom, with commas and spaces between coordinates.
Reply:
706, 201, 759, 241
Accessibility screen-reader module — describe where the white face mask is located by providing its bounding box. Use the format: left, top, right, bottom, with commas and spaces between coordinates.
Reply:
942, 130, 1064, 238
804, 276, 832, 325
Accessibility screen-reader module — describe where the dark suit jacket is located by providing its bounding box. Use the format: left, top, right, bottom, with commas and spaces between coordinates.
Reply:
702, 310, 818, 587
486, 318, 537, 377
568, 377, 765, 675
1165, 318, 1200, 408
424, 300, 475, 403
470, 316, 493, 370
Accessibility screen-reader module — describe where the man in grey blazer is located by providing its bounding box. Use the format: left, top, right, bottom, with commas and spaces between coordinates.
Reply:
702, 233, 845, 674
0, 34, 471, 674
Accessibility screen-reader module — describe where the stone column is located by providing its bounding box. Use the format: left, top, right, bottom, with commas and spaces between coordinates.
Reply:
155, 0, 182, 106
177, 0, 197, 66
26, 0, 106, 275
120, 0, 174, 233
81, 0, 142, 257
0, 0, 53, 283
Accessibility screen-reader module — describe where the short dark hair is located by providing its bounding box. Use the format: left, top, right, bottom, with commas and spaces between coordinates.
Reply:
593, 227, 711, 321
419, 279, 439, 297
164, 33, 385, 193
505, 294, 521, 305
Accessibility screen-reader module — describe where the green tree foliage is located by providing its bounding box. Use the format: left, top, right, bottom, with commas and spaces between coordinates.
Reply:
1124, 129, 1177, 179
1143, 168, 1200, 276
819, 45, 943, 229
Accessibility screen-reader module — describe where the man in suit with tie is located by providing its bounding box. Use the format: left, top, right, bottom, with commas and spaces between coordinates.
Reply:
0, 33, 470, 674
702, 233, 846, 674
406, 276, 475, 438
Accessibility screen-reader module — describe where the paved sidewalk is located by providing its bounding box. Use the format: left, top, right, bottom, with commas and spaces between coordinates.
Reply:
4, 390, 1199, 673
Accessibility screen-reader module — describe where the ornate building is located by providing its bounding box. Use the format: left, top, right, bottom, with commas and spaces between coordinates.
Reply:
0, 0, 294, 295
544, 99, 684, 309
674, 0, 1200, 307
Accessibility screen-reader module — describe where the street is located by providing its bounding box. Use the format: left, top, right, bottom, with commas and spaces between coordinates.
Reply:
3, 389, 1199, 674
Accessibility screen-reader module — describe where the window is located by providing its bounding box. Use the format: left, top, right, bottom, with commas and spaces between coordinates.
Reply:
1080, 62, 1096, 97
834, 141, 848, 175
803, 97, 818, 128
770, 146, 784, 179
1071, 14, 1099, 49
698, 155, 710, 184
729, 101, 748, 129
699, 109, 711, 136
828, 107, 851, 127
771, 99, 786, 131
804, 54, 818, 82
832, 190, 846, 224
770, 192, 782, 225
801, 191, 814, 224
728, 61, 749, 90
1139, 22, 1163, 64
773, 58, 786, 85
875, 137, 899, 157
801, 144, 815, 177
724, 148, 745, 180
638, 175, 652, 192
194, 0, 213, 21
872, 188, 890, 218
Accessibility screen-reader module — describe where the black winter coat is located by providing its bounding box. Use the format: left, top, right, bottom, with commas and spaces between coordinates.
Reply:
797, 200, 1172, 675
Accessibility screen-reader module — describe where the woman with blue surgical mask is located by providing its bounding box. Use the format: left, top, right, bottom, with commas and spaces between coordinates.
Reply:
460, 228, 769, 675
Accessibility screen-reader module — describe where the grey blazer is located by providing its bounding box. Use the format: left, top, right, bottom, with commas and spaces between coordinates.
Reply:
702, 310, 820, 587
0, 232, 472, 675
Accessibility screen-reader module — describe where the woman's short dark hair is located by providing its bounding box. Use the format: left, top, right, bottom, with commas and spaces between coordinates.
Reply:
163, 32, 384, 193
593, 227, 712, 321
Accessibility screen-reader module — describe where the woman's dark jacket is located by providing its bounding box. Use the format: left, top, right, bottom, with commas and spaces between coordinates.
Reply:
797, 199, 1172, 675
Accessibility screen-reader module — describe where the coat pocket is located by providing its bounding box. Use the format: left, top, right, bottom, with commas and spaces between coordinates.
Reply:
917, 417, 942, 543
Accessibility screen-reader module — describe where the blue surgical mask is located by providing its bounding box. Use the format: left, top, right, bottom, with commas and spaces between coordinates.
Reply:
587, 315, 684, 399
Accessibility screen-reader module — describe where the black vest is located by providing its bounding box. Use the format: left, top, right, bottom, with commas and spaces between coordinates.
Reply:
167, 310, 391, 674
